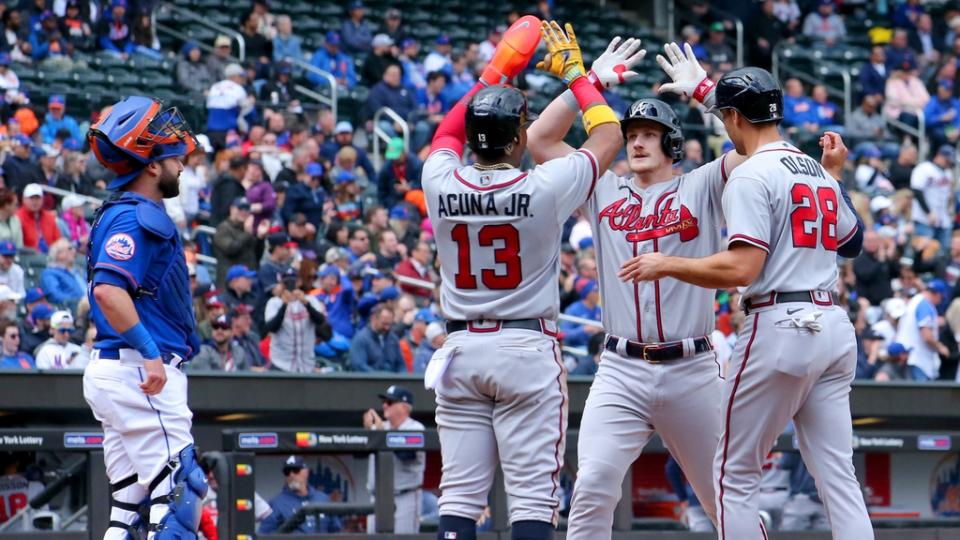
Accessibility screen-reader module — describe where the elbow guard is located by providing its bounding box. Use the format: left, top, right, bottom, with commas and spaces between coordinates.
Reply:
838, 224, 864, 258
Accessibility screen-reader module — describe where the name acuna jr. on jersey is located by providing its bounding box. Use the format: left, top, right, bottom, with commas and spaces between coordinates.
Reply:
435, 191, 533, 218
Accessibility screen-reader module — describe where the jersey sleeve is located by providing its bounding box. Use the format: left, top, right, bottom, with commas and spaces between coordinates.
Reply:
835, 181, 860, 248
537, 148, 601, 225
91, 210, 156, 293
685, 153, 730, 224
421, 149, 461, 192
910, 163, 930, 190
916, 300, 937, 329
722, 175, 772, 252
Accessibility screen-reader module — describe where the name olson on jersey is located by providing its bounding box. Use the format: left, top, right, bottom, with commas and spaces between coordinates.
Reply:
436, 193, 532, 218
779, 155, 826, 178
598, 195, 699, 242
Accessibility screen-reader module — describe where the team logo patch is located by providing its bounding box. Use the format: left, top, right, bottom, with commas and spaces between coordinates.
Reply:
104, 233, 135, 261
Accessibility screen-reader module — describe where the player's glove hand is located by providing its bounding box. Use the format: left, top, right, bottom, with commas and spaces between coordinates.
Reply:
589, 36, 646, 89
537, 21, 586, 86
656, 42, 715, 108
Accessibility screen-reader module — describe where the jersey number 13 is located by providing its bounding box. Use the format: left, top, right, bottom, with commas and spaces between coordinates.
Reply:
451, 224, 522, 289
790, 183, 838, 251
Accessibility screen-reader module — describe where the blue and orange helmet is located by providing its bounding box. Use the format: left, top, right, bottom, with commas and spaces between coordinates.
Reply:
87, 96, 198, 189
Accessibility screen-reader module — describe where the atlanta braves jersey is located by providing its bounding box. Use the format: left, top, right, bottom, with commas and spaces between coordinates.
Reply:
723, 141, 858, 298
423, 148, 600, 321
584, 156, 728, 342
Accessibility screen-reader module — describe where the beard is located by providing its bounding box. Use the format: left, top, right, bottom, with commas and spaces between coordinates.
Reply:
158, 171, 180, 198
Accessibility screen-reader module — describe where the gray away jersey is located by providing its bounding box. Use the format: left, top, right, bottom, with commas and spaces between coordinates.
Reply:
723, 141, 858, 298
585, 156, 728, 342
422, 148, 600, 321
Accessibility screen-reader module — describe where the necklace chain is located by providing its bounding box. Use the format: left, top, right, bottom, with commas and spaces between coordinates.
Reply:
472, 162, 513, 171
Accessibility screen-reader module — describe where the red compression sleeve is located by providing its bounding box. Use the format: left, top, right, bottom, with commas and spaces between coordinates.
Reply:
569, 76, 606, 112
430, 82, 486, 157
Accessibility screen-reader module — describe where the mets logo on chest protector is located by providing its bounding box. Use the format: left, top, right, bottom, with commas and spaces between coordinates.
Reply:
598, 190, 699, 242
105, 233, 136, 260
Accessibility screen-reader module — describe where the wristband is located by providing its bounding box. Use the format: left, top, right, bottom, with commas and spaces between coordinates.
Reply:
560, 89, 579, 112
692, 77, 716, 107
569, 76, 605, 112
121, 322, 161, 360
582, 104, 619, 135
587, 70, 605, 91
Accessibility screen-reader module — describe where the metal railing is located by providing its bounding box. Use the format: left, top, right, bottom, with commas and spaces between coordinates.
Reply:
886, 109, 928, 161
285, 57, 338, 122
160, 2, 245, 61
772, 43, 853, 131
372, 107, 411, 170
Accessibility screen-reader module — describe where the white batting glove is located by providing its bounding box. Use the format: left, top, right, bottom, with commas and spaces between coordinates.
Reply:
588, 36, 646, 89
656, 42, 715, 109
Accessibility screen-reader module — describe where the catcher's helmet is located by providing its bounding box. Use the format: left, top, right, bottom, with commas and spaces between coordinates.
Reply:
714, 67, 783, 124
88, 96, 198, 189
621, 98, 684, 162
466, 85, 535, 155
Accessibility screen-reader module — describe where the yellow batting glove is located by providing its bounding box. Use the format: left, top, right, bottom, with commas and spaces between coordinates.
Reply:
535, 21, 586, 86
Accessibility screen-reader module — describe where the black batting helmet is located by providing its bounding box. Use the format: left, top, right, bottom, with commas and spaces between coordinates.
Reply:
466, 85, 535, 155
714, 67, 783, 124
621, 98, 684, 162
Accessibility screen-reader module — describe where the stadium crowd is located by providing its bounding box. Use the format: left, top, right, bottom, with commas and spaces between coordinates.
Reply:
0, 0, 954, 389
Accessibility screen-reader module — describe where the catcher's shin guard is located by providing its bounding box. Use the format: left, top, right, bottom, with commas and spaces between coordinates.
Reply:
147, 445, 208, 539
106, 473, 148, 540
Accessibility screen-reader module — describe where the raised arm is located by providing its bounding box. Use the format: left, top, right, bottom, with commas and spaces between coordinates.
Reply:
528, 36, 645, 164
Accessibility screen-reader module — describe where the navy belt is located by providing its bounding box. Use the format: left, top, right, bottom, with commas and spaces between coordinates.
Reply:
445, 318, 558, 337
96, 349, 187, 369
743, 290, 839, 315
604, 335, 712, 363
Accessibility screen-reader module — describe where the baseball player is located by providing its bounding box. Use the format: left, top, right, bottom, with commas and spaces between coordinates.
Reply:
422, 18, 623, 540
364, 384, 426, 534
526, 37, 760, 538
82, 96, 206, 539
619, 50, 873, 539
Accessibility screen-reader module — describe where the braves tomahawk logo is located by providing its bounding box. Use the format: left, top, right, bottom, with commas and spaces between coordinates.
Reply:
597, 191, 699, 243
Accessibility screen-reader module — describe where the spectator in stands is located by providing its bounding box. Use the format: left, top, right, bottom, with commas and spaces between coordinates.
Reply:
259, 455, 342, 534
925, 80, 960, 149
308, 31, 356, 90
0, 9, 23, 54
893, 0, 924, 30
423, 34, 452, 76
395, 241, 433, 304
909, 13, 940, 66
678, 139, 703, 174
265, 268, 329, 373
340, 0, 371, 55
4, 136, 42, 193
703, 22, 734, 71
356, 270, 398, 319
0, 242, 23, 297
349, 303, 403, 372
810, 84, 842, 131
261, 60, 298, 107
852, 145, 894, 195
859, 46, 888, 102
884, 56, 929, 126
885, 29, 915, 72
0, 53, 21, 101
313, 264, 355, 339
0, 319, 33, 369
847, 95, 888, 145
398, 38, 426, 90
222, 264, 260, 310
176, 42, 215, 95
18, 183, 60, 253
21, 302, 51, 355
378, 138, 422, 210
96, 0, 133, 58
361, 33, 398, 86
411, 70, 447, 148
59, 0, 92, 50
231, 304, 267, 370
206, 64, 256, 150
854, 230, 898, 306
478, 26, 503, 64
34, 310, 84, 370
873, 297, 905, 347
367, 64, 416, 127
259, 232, 294, 292
210, 154, 248, 225
897, 278, 950, 380
331, 170, 362, 222
39, 237, 83, 309
271, 14, 301, 64
889, 144, 918, 191
131, 9, 160, 58
282, 162, 325, 224
321, 121, 375, 179
750, 0, 789, 69
910, 145, 954, 251
38, 95, 80, 145
207, 34, 232, 80
213, 197, 257, 287
382, 7, 405, 44
238, 10, 271, 78
782, 78, 817, 134
561, 279, 602, 349
875, 342, 913, 381
413, 321, 444, 373
241, 159, 275, 230
0, 190, 23, 248
29, 10, 70, 64
373, 229, 404, 271
802, 0, 845, 45
191, 313, 249, 371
